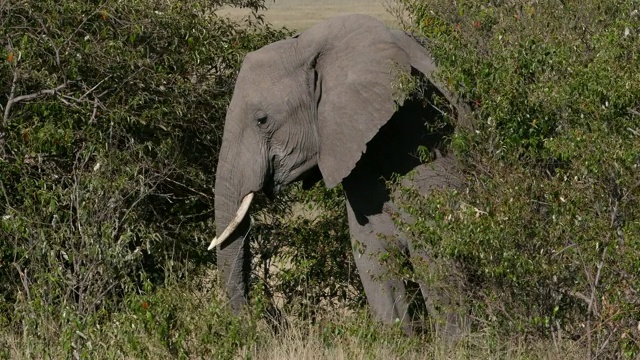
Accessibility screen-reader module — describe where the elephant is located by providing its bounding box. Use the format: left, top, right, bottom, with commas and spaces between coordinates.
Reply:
210, 14, 472, 335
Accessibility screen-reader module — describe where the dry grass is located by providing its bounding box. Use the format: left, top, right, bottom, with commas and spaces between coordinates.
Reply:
0, 286, 588, 360
236, 318, 588, 360
217, 0, 402, 30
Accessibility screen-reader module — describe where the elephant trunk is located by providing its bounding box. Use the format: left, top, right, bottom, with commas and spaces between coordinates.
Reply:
212, 141, 256, 313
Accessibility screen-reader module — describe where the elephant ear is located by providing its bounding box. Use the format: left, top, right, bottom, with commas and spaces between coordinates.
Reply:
297, 15, 412, 188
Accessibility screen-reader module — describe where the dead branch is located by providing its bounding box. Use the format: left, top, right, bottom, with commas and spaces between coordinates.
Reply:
79, 75, 111, 101
3, 80, 67, 123
561, 288, 592, 308
595, 325, 619, 359
162, 175, 213, 199
2, 67, 18, 125
0, 179, 12, 213
0, 63, 18, 157
12, 262, 31, 302
588, 247, 607, 316
89, 96, 99, 123
586, 245, 608, 359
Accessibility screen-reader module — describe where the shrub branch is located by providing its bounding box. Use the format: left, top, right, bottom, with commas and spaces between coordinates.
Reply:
3, 75, 67, 124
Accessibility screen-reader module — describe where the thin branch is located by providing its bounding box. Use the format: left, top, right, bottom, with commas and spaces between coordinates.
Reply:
561, 288, 592, 307
0, 179, 12, 213
35, 17, 62, 71
588, 246, 607, 316
12, 263, 31, 302
72, 143, 89, 243
594, 325, 619, 359
4, 82, 67, 122
89, 96, 99, 124
79, 75, 111, 101
9, 84, 67, 104
57, 95, 82, 109
162, 176, 213, 199
552, 243, 577, 258
2, 66, 19, 124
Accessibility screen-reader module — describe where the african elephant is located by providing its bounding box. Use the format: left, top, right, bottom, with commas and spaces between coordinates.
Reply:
210, 14, 472, 335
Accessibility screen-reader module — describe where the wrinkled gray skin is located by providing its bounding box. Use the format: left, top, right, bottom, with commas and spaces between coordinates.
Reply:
214, 14, 471, 335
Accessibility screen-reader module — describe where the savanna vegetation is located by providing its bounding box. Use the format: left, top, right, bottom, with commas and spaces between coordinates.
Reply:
0, 0, 638, 358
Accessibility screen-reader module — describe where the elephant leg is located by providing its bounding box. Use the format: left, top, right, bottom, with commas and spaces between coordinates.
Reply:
407, 240, 468, 339
399, 152, 469, 338
343, 174, 414, 334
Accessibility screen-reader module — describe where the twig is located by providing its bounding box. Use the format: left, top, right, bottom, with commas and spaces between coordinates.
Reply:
79, 75, 111, 101
4, 82, 67, 122
89, 96, 99, 123
72, 143, 90, 243
0, 179, 12, 213
57, 95, 82, 110
11, 84, 69, 103
552, 243, 577, 258
2, 67, 19, 125
0, 66, 18, 158
586, 246, 608, 359
561, 288, 592, 307
588, 247, 606, 316
594, 325, 619, 359
162, 176, 213, 199
12, 263, 31, 302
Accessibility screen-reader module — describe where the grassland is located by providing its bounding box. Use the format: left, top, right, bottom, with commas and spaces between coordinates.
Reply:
217, 0, 401, 30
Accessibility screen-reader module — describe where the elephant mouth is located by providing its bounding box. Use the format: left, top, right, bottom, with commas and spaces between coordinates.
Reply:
264, 167, 317, 199
263, 157, 280, 200
263, 177, 277, 201
208, 165, 320, 250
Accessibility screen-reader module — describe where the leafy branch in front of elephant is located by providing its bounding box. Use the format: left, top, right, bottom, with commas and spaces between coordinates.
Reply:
250, 183, 361, 320
391, 64, 458, 146
394, 0, 640, 353
390, 62, 419, 110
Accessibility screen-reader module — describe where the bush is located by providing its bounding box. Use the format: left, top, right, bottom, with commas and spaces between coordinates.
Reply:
394, 0, 640, 356
251, 183, 362, 321
0, 0, 290, 355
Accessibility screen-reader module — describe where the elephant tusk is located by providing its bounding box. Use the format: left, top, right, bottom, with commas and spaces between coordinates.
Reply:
208, 192, 254, 250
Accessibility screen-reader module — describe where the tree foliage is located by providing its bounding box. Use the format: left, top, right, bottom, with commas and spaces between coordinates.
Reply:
393, 0, 640, 356
0, 0, 289, 355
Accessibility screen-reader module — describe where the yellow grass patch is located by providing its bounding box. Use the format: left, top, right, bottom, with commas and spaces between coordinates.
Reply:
217, 0, 402, 30
236, 317, 587, 360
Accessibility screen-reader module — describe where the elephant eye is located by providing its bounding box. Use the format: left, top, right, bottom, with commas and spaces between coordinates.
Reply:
256, 116, 268, 126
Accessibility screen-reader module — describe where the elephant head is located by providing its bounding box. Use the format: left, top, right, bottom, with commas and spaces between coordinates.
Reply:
211, 14, 471, 321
